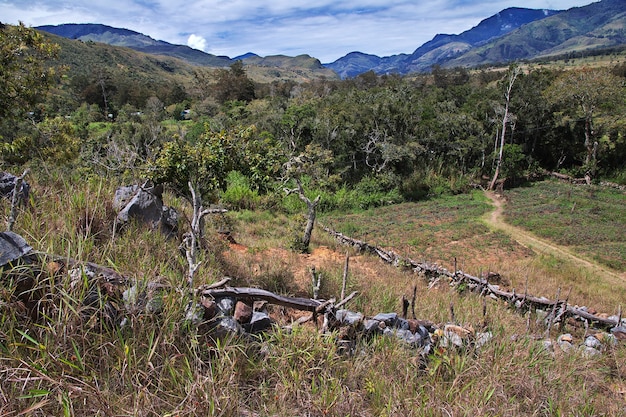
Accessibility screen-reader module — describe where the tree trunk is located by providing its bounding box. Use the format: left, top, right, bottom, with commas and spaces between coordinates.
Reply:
488, 67, 520, 191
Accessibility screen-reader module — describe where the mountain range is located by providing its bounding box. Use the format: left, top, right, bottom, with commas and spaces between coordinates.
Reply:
36, 0, 626, 79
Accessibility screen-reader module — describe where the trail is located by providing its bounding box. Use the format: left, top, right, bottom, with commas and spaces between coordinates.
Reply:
482, 191, 626, 284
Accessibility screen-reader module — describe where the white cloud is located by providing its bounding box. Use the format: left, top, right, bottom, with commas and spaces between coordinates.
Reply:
187, 34, 207, 51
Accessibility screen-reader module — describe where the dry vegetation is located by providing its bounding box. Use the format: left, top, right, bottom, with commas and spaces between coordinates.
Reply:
1, 171, 625, 416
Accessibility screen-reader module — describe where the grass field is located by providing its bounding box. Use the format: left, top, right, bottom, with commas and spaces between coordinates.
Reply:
1, 174, 625, 416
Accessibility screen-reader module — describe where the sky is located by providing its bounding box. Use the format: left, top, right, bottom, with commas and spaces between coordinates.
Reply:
1, 0, 596, 63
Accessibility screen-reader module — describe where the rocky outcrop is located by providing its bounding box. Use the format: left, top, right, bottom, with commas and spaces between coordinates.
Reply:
113, 181, 178, 236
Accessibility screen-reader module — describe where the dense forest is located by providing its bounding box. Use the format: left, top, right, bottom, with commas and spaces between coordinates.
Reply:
2, 23, 626, 210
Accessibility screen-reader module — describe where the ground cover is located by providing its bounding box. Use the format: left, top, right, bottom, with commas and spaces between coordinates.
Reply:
2, 174, 625, 416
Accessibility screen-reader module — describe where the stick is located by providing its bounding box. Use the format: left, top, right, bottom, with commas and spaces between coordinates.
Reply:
336, 291, 358, 309
341, 252, 349, 300
7, 169, 29, 232
402, 296, 409, 319
411, 285, 417, 320
545, 287, 561, 338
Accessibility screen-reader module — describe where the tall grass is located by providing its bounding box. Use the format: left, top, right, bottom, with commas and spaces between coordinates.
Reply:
1, 169, 625, 416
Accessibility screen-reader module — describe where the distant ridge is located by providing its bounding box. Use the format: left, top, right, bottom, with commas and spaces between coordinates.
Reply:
36, 0, 626, 79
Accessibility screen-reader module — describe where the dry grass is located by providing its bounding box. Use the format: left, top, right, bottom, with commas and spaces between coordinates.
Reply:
1, 170, 625, 416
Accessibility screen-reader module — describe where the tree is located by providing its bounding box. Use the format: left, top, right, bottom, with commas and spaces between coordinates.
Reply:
489, 65, 520, 191
545, 68, 624, 177
213, 61, 255, 104
283, 143, 335, 253
0, 22, 60, 125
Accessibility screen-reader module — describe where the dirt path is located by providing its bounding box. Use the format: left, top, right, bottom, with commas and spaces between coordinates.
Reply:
482, 191, 626, 283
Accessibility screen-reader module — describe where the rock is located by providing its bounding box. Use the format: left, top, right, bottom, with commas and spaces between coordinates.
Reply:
216, 297, 236, 316
444, 324, 472, 338
244, 311, 273, 333
335, 309, 364, 327
0, 171, 30, 204
185, 302, 205, 326
363, 319, 382, 335
372, 312, 398, 327
114, 182, 178, 235
234, 301, 253, 324
475, 332, 493, 349
581, 346, 601, 358
584, 335, 602, 349
557, 334, 574, 352
440, 330, 464, 348
0, 231, 32, 267
395, 318, 410, 330
541, 339, 554, 353
214, 316, 243, 337
610, 325, 626, 341
200, 298, 218, 320
392, 329, 423, 347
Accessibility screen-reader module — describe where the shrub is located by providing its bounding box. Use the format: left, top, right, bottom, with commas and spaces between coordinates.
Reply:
221, 171, 260, 210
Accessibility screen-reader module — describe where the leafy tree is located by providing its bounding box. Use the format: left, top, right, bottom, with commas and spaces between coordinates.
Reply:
283, 143, 336, 253
545, 68, 625, 176
1, 116, 79, 164
0, 22, 60, 124
213, 61, 255, 104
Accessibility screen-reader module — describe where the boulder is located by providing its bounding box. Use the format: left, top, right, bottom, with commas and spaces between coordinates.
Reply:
114, 182, 178, 235
0, 172, 30, 204
0, 231, 32, 267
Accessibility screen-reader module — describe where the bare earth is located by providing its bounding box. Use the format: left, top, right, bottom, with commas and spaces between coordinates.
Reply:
483, 191, 626, 284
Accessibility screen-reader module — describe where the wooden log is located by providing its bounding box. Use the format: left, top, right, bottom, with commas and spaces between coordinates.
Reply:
201, 287, 323, 312
321, 224, 621, 330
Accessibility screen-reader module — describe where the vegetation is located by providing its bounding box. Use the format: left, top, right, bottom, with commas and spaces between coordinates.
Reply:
0, 22, 625, 416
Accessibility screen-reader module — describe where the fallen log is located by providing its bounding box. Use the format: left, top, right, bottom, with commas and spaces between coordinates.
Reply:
200, 287, 324, 312
321, 224, 623, 330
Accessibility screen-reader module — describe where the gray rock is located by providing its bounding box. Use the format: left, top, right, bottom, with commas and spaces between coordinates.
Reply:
185, 302, 205, 326
0, 172, 30, 204
475, 332, 493, 349
393, 329, 423, 347
216, 297, 236, 316
336, 309, 364, 326
0, 231, 32, 266
557, 339, 573, 353
541, 339, 554, 353
584, 335, 602, 349
416, 325, 430, 340
244, 311, 272, 333
581, 346, 601, 358
114, 182, 178, 235
440, 330, 464, 348
395, 318, 410, 330
215, 316, 243, 336
372, 312, 398, 327
363, 319, 382, 335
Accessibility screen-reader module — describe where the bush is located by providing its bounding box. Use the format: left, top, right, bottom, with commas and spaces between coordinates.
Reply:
221, 171, 260, 210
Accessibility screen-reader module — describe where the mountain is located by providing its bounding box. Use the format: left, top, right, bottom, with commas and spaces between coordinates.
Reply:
327, 0, 626, 77
446, 0, 626, 68
327, 7, 560, 78
36, 23, 233, 67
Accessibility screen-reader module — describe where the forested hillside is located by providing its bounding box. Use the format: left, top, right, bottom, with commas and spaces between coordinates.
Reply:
2, 23, 625, 199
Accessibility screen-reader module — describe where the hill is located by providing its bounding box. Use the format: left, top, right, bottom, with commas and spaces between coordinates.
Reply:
328, 0, 626, 77
36, 23, 232, 67
327, 7, 560, 78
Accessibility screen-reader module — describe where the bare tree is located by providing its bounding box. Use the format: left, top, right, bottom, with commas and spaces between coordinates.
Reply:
489, 66, 521, 191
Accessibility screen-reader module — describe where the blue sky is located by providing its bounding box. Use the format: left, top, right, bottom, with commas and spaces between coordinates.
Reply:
1, 0, 595, 62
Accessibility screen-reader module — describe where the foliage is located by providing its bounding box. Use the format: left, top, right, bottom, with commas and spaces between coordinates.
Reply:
0, 22, 61, 123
